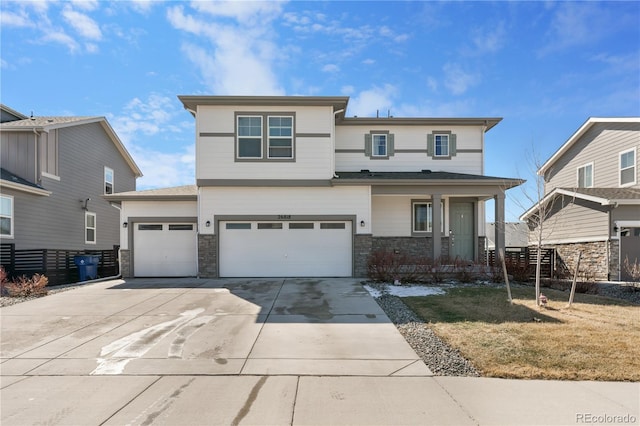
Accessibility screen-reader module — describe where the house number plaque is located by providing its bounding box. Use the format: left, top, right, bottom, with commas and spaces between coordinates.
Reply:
277, 215, 292, 220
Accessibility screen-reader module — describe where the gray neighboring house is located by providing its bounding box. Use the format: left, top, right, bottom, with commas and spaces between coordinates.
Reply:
0, 105, 142, 259
485, 222, 528, 250
520, 117, 640, 281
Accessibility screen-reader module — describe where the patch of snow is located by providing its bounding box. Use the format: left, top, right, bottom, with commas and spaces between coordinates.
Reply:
364, 284, 446, 298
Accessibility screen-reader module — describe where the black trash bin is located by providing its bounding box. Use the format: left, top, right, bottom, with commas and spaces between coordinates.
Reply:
74, 255, 101, 281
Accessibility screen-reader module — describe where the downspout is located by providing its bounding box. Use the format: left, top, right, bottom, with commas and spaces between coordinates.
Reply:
332, 109, 345, 179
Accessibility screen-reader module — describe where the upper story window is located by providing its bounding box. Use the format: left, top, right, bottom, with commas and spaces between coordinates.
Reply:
0, 195, 14, 238
364, 131, 394, 159
372, 134, 387, 157
620, 149, 636, 187
104, 167, 114, 194
268, 116, 293, 158
427, 132, 457, 159
435, 134, 449, 157
236, 113, 295, 161
577, 163, 593, 188
85, 212, 96, 244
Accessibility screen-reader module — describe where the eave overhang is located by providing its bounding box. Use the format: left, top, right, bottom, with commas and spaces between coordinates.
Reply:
0, 179, 51, 196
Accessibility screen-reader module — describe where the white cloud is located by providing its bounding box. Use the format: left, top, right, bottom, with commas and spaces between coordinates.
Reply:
426, 76, 438, 92
347, 85, 398, 117
322, 64, 340, 73
443, 63, 478, 95
70, 0, 99, 11
0, 9, 34, 27
362, 58, 375, 65
109, 94, 195, 189
41, 30, 80, 53
471, 22, 506, 54
167, 4, 284, 95
341, 85, 355, 95
129, 0, 155, 14
62, 7, 102, 40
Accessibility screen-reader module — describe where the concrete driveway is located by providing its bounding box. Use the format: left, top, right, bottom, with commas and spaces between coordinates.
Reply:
1, 278, 638, 425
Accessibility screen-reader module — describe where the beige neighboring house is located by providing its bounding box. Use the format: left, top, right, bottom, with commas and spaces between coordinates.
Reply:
520, 117, 640, 281
486, 222, 528, 250
106, 95, 523, 278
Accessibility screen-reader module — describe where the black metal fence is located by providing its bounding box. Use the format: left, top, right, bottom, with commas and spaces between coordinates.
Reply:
487, 246, 555, 278
1, 244, 119, 286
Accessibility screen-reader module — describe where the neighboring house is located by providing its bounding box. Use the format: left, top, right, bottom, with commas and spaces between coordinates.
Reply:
0, 105, 142, 262
486, 222, 528, 250
520, 117, 640, 281
106, 95, 522, 278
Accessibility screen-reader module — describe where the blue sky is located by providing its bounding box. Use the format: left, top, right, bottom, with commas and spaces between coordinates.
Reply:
2, 0, 639, 221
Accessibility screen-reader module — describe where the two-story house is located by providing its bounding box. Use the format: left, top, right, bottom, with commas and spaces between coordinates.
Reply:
107, 95, 522, 278
520, 117, 640, 281
0, 104, 142, 278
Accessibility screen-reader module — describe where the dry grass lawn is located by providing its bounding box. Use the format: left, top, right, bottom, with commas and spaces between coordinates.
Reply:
403, 286, 640, 381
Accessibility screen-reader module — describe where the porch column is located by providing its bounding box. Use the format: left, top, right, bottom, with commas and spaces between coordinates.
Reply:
494, 192, 506, 261
432, 193, 442, 262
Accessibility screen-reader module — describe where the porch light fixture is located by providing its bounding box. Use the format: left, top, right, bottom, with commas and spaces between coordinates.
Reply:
205, 220, 211, 227
122, 222, 128, 228
360, 220, 365, 227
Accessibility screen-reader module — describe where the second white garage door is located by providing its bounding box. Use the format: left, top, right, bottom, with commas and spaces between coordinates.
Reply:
219, 221, 352, 277
133, 223, 197, 277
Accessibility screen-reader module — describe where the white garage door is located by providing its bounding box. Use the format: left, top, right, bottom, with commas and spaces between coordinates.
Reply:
219, 221, 352, 277
133, 223, 197, 277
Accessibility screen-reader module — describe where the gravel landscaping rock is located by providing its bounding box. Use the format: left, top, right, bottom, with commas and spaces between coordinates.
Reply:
0, 282, 95, 308
372, 290, 480, 377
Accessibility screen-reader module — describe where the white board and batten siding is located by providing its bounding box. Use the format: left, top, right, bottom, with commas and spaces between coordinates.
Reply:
335, 125, 484, 173
196, 104, 335, 181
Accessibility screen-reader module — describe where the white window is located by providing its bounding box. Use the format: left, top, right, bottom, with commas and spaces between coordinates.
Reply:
0, 195, 14, 238
268, 116, 293, 158
434, 134, 449, 157
372, 134, 387, 157
577, 163, 593, 188
104, 167, 114, 194
620, 149, 636, 186
237, 116, 263, 158
85, 212, 96, 244
413, 202, 445, 233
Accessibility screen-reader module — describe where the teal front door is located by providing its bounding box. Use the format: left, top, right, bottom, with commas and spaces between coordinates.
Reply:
449, 202, 474, 261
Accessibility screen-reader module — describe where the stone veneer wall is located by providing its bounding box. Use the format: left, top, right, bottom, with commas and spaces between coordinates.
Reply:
120, 249, 131, 278
609, 239, 619, 280
553, 240, 615, 281
198, 234, 217, 278
477, 236, 487, 264
353, 234, 372, 277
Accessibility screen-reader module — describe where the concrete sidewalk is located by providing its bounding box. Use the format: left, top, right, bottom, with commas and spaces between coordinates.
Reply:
1, 278, 638, 425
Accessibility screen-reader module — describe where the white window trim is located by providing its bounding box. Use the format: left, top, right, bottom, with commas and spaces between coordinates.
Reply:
619, 148, 636, 187
0, 194, 14, 239
104, 167, 114, 195
237, 115, 264, 159
267, 115, 294, 159
41, 172, 61, 181
85, 211, 97, 244
576, 162, 594, 188
371, 134, 388, 157
434, 134, 450, 157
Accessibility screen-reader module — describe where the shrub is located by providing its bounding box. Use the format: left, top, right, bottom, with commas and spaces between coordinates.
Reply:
366, 250, 432, 283
0, 267, 49, 297
503, 257, 533, 282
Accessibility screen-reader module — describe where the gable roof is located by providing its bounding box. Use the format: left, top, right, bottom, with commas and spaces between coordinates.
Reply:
519, 186, 640, 220
538, 117, 640, 176
104, 185, 197, 201
0, 116, 142, 178
0, 104, 28, 122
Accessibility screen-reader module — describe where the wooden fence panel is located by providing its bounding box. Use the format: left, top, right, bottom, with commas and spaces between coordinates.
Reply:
1, 244, 119, 286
